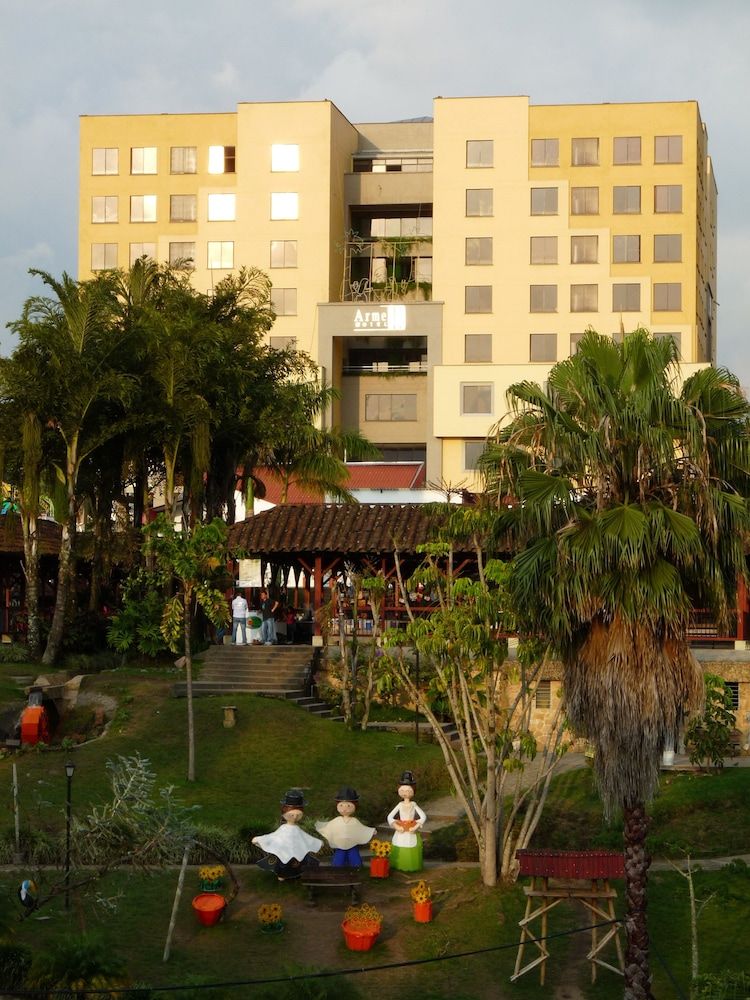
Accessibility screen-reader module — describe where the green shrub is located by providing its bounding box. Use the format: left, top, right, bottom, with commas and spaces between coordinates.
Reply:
692, 970, 750, 999
0, 943, 32, 990
0, 643, 32, 664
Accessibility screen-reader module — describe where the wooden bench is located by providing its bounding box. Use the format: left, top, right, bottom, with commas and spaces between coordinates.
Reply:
300, 865, 362, 906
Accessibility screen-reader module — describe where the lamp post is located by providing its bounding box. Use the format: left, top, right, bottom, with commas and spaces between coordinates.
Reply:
64, 761, 75, 911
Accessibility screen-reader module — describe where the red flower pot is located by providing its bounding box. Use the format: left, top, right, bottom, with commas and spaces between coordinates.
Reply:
369, 857, 390, 878
192, 893, 226, 926
342, 921, 380, 951
413, 900, 433, 923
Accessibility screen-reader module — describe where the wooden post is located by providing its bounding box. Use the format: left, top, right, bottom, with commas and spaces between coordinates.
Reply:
222, 706, 238, 728
313, 555, 322, 635
163, 846, 190, 962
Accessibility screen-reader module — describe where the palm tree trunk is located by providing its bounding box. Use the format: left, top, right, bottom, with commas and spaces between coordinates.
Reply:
43, 444, 78, 665
623, 802, 654, 1000
184, 592, 195, 782
20, 511, 41, 659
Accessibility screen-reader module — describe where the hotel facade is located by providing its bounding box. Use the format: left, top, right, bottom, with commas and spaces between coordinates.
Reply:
79, 96, 717, 488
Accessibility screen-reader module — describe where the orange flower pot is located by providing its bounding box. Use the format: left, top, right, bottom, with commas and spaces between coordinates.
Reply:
342, 920, 380, 951
369, 857, 390, 879
192, 893, 226, 926
413, 900, 433, 923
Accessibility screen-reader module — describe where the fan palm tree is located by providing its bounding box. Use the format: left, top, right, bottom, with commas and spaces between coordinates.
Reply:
481, 330, 750, 999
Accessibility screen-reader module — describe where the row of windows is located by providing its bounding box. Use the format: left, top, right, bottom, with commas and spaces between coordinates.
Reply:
461, 331, 681, 364
469, 184, 683, 217
466, 234, 682, 266
92, 143, 301, 176
529, 134, 683, 167
465, 282, 683, 314
91, 192, 299, 224
92, 240, 298, 271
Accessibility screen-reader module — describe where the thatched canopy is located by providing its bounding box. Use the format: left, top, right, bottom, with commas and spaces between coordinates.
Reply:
0, 513, 62, 556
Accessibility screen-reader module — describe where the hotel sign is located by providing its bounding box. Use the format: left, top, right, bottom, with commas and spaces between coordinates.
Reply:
353, 305, 406, 332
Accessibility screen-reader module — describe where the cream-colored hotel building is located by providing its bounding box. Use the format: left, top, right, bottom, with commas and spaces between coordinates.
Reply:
79, 96, 717, 488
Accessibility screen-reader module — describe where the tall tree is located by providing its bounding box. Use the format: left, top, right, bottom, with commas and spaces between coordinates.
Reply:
481, 330, 750, 999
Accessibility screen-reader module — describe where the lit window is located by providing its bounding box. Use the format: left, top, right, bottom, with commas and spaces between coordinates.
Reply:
130, 195, 157, 223
207, 241, 234, 269
466, 189, 493, 216
465, 334, 492, 363
465, 286, 492, 313
129, 243, 156, 266
170, 147, 197, 174
271, 144, 300, 171
465, 237, 493, 265
270, 240, 298, 268
613, 186, 641, 214
530, 285, 557, 312
613, 284, 641, 311
613, 235, 640, 263
530, 334, 557, 362
131, 147, 157, 175
535, 680, 551, 708
530, 236, 558, 265
464, 440, 486, 470
571, 187, 599, 215
270, 288, 297, 316
170, 194, 197, 222
92, 148, 118, 175
91, 244, 117, 271
531, 188, 558, 215
364, 394, 417, 421
208, 145, 236, 173
531, 138, 559, 166
653, 283, 682, 311
92, 196, 118, 223
570, 236, 597, 264
462, 384, 492, 414
571, 138, 599, 166
613, 137, 641, 164
466, 140, 493, 167
207, 193, 236, 221
169, 242, 195, 267
655, 185, 682, 213
270, 336, 297, 350
271, 192, 299, 220
571, 284, 598, 312
654, 234, 682, 262
654, 135, 683, 164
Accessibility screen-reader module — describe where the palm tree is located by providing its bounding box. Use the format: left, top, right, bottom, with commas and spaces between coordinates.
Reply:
481, 330, 750, 999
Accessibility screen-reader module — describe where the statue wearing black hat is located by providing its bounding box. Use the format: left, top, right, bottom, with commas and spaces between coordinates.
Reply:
386, 770, 427, 872
315, 787, 376, 867
252, 789, 323, 880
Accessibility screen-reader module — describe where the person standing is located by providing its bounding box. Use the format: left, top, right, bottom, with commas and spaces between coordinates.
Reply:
231, 591, 249, 644
260, 589, 279, 645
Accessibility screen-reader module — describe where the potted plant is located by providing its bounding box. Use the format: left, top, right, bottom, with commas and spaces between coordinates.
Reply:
410, 879, 432, 922
368, 838, 391, 878
257, 903, 285, 934
191, 892, 226, 926
198, 864, 226, 892
341, 903, 382, 951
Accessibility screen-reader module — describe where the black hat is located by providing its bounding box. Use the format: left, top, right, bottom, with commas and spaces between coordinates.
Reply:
280, 789, 305, 808
398, 770, 416, 787
335, 786, 359, 802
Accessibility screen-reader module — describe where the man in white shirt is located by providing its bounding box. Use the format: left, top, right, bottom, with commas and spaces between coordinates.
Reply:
231, 591, 249, 644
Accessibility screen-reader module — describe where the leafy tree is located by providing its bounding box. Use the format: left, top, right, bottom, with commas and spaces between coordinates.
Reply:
106, 569, 170, 659
481, 330, 750, 998
685, 673, 736, 769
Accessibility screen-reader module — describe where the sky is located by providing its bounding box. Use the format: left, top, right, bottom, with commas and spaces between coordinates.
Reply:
1, 0, 748, 382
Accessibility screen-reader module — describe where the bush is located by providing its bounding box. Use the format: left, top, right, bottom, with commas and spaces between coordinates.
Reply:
61, 611, 110, 654
0, 643, 32, 664
61, 650, 121, 674
692, 970, 750, 999
0, 943, 32, 991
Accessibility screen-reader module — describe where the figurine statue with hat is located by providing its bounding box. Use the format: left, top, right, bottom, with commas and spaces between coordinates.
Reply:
386, 771, 427, 872
315, 787, 376, 867
252, 789, 323, 880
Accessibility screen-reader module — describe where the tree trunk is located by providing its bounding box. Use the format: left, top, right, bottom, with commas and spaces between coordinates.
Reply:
43, 446, 77, 665
184, 593, 195, 782
20, 511, 41, 659
623, 802, 654, 1000
88, 508, 103, 613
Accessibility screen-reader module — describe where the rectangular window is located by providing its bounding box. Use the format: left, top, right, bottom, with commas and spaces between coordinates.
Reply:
91, 195, 118, 223
655, 185, 682, 213
725, 681, 739, 710
466, 140, 493, 167
654, 234, 682, 262
271, 192, 299, 220
208, 145, 236, 173
613, 234, 641, 263
535, 679, 552, 709
571, 235, 598, 264
530, 285, 557, 312
465, 334, 492, 363
92, 147, 118, 175
530, 187, 558, 215
570, 332, 584, 355
271, 144, 300, 171
170, 146, 197, 174
653, 331, 682, 356
462, 383, 493, 414
466, 189, 493, 216
571, 284, 598, 312
531, 138, 559, 166
613, 283, 641, 311
655, 135, 683, 164
270, 240, 298, 268
170, 194, 197, 222
464, 440, 485, 470
207, 193, 236, 221
465, 237, 493, 265
653, 283, 682, 311
530, 333, 557, 362
613, 136, 641, 164
270, 288, 298, 316
91, 243, 117, 271
169, 242, 195, 267
613, 185, 641, 214
571, 137, 599, 166
571, 186, 599, 215
130, 195, 157, 223
270, 336, 297, 350
465, 285, 492, 313
129, 242, 156, 266
130, 147, 157, 174
207, 241, 234, 269
530, 236, 558, 265
364, 394, 417, 421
